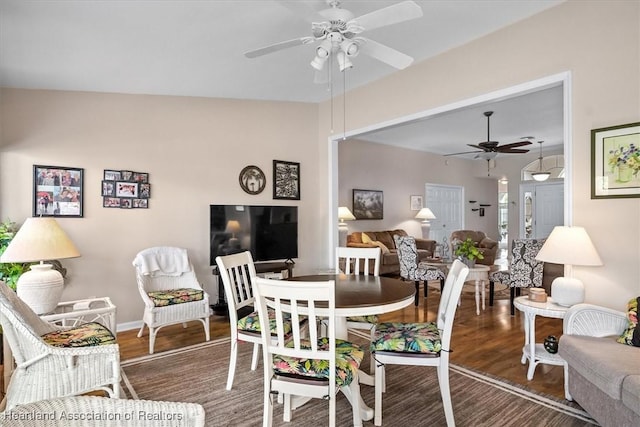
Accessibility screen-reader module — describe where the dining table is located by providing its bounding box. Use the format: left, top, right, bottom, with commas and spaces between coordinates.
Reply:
287, 273, 416, 422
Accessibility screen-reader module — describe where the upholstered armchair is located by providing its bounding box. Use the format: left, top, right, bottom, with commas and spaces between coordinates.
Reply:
450, 230, 498, 265
394, 235, 446, 306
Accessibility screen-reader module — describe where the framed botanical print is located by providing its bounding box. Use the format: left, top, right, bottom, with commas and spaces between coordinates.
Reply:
33, 165, 83, 217
591, 122, 640, 198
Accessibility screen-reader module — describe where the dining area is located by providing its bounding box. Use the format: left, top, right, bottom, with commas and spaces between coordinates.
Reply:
216, 246, 470, 427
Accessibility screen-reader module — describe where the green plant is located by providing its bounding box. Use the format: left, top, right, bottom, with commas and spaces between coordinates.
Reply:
0, 219, 31, 290
454, 237, 485, 261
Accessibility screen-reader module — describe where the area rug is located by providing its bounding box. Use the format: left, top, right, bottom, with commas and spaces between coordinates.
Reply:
121, 337, 596, 426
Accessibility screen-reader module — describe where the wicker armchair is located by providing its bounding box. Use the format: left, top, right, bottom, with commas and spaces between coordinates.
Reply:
133, 247, 210, 354
0, 282, 120, 411
1, 396, 205, 426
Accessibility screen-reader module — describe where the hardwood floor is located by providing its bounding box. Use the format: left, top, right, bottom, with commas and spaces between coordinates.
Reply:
117, 284, 567, 400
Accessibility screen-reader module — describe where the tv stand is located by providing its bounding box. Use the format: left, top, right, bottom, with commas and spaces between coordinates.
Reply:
211, 260, 295, 315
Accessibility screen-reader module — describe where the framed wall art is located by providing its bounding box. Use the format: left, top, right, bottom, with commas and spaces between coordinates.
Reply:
102, 169, 150, 209
273, 160, 300, 200
352, 189, 383, 220
33, 165, 83, 217
591, 122, 640, 199
410, 195, 423, 211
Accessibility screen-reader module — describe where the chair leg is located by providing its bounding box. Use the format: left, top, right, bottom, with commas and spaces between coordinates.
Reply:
283, 394, 292, 422
424, 281, 428, 298
440, 278, 445, 292
437, 364, 455, 427
203, 317, 211, 342
263, 372, 273, 427
489, 281, 495, 306
250, 342, 260, 371
510, 287, 516, 316
226, 339, 239, 390
414, 281, 420, 306
374, 361, 385, 426
137, 322, 145, 338
148, 327, 157, 355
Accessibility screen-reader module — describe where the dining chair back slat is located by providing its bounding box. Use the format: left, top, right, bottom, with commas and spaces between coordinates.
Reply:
335, 246, 381, 276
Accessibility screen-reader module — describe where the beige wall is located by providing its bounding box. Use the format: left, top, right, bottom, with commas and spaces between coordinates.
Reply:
1, 1, 638, 327
322, 0, 640, 309
338, 139, 498, 240
0, 90, 321, 326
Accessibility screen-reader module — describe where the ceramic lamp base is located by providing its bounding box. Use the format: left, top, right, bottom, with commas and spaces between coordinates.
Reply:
420, 221, 431, 239
338, 222, 349, 247
551, 276, 584, 307
16, 263, 64, 314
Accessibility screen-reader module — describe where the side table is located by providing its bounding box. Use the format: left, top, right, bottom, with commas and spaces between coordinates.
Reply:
421, 261, 490, 315
513, 296, 571, 400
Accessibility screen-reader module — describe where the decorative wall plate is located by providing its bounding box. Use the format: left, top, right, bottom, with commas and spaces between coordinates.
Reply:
239, 165, 266, 195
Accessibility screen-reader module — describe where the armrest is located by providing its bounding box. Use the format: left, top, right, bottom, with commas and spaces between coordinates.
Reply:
563, 303, 628, 337
479, 237, 498, 250
347, 242, 376, 249
415, 239, 436, 252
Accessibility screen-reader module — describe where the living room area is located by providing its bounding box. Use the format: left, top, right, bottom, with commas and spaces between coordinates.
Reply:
0, 1, 639, 426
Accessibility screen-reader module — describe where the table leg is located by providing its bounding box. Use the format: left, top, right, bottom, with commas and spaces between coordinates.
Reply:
474, 279, 480, 315
481, 279, 486, 311
521, 312, 530, 365
526, 312, 537, 380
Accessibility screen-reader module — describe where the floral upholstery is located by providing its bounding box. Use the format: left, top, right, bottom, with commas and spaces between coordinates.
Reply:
394, 236, 446, 282
42, 322, 116, 347
617, 296, 640, 347
146, 288, 204, 307
238, 308, 297, 336
347, 315, 378, 324
371, 322, 441, 355
489, 239, 545, 289
273, 337, 363, 387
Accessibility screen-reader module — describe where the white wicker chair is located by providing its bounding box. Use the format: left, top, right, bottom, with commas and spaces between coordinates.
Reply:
0, 282, 121, 411
133, 247, 210, 354
1, 396, 205, 426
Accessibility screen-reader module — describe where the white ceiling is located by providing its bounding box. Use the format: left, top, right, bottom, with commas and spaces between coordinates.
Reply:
0, 0, 566, 154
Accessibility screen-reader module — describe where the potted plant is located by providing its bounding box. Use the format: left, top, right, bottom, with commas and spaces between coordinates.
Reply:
453, 237, 484, 267
0, 219, 31, 291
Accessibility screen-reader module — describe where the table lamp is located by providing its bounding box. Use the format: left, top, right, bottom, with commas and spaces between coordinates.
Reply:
535, 226, 602, 307
338, 207, 356, 247
415, 207, 436, 239
0, 217, 80, 314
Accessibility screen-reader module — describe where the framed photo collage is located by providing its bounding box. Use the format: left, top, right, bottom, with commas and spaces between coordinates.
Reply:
102, 170, 151, 209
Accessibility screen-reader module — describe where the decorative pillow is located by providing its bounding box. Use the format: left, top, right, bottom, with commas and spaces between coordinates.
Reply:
617, 297, 639, 347
361, 233, 373, 244
371, 240, 390, 254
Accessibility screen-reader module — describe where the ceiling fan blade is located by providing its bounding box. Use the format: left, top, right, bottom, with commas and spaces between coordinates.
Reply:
275, 0, 325, 23
496, 141, 533, 150
358, 38, 413, 69
497, 148, 530, 154
467, 144, 488, 151
352, 1, 423, 32
444, 150, 482, 157
244, 36, 315, 58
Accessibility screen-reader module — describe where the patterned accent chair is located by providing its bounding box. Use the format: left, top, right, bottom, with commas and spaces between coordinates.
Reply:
489, 238, 546, 315
394, 235, 446, 306
133, 247, 210, 354
371, 260, 470, 426
0, 282, 120, 411
254, 277, 364, 427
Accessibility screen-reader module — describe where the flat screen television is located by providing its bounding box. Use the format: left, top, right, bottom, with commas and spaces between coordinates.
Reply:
210, 204, 298, 265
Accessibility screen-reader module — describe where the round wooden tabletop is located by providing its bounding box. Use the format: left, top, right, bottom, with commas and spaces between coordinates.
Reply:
290, 274, 415, 316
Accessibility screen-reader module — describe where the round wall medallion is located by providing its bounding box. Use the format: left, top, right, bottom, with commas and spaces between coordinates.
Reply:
239, 165, 266, 195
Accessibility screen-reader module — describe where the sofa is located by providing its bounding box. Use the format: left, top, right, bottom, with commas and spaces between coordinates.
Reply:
346, 229, 436, 275
450, 230, 498, 265
558, 303, 640, 427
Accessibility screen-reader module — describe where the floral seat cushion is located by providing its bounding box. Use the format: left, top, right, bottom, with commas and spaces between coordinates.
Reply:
42, 322, 116, 348
347, 315, 378, 324
273, 338, 364, 387
238, 309, 301, 336
371, 322, 441, 355
147, 288, 203, 307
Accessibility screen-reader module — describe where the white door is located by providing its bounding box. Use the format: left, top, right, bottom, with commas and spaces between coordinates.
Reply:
519, 181, 563, 239
425, 184, 464, 252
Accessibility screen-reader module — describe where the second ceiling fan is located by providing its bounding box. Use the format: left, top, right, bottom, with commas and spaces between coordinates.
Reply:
445, 111, 533, 158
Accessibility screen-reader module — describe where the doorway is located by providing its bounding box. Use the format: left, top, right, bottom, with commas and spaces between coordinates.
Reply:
425, 184, 463, 251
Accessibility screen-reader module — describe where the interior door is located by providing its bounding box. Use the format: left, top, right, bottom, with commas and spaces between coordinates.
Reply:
425, 184, 464, 254
519, 181, 563, 239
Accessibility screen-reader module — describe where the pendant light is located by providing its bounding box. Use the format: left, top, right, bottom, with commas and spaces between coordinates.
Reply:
532, 141, 551, 181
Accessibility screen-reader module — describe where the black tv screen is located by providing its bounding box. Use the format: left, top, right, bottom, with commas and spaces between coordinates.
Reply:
210, 205, 298, 265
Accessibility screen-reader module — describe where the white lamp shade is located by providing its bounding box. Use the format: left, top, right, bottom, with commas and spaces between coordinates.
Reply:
225, 220, 241, 234
0, 217, 80, 263
338, 207, 356, 222
535, 226, 602, 266
415, 208, 436, 220
532, 171, 551, 181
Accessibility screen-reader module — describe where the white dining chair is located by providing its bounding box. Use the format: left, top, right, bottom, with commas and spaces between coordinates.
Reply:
371, 259, 469, 426
253, 276, 365, 427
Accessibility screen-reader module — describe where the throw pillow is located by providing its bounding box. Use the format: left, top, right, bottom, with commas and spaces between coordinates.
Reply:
371, 240, 390, 254
617, 296, 639, 347
361, 233, 373, 244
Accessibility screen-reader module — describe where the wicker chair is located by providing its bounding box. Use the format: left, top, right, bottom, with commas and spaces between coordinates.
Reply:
0, 282, 121, 411
1, 396, 205, 426
133, 247, 210, 354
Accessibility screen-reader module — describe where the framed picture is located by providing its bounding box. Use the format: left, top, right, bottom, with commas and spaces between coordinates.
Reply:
133, 172, 149, 183
352, 189, 383, 220
591, 122, 640, 199
410, 195, 423, 211
103, 197, 121, 208
104, 170, 122, 181
33, 165, 83, 217
273, 160, 300, 200
115, 182, 139, 198
101, 180, 116, 197
139, 183, 151, 198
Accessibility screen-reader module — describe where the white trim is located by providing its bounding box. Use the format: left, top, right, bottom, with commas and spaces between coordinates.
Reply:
116, 319, 143, 332
328, 72, 573, 257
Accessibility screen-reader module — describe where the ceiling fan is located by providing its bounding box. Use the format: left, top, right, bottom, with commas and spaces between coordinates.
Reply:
244, 0, 423, 74
445, 111, 533, 158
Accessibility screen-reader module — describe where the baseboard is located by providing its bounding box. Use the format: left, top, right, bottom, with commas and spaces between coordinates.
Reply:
116, 320, 143, 332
